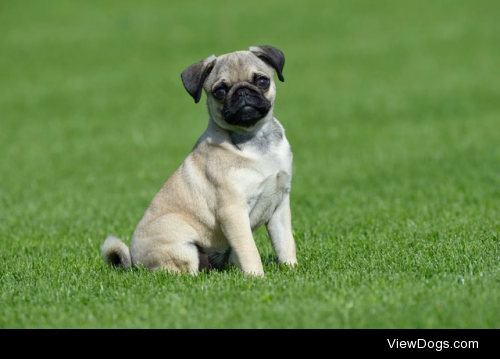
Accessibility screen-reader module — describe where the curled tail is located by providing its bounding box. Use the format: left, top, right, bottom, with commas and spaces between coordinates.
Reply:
102, 236, 132, 269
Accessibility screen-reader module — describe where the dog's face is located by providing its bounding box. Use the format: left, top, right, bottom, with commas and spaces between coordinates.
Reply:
181, 46, 285, 131
205, 51, 276, 129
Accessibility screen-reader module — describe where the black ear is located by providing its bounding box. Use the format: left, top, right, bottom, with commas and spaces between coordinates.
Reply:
181, 55, 217, 103
249, 46, 285, 82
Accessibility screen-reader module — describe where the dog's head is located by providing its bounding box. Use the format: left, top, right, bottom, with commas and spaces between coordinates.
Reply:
181, 46, 285, 131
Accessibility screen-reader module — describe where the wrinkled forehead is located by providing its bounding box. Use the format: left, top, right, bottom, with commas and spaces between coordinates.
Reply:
208, 51, 273, 85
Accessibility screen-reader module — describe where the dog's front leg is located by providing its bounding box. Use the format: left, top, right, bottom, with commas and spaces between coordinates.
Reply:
217, 204, 264, 276
266, 195, 298, 266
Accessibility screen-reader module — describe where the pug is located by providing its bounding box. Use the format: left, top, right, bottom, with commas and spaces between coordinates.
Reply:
102, 46, 297, 276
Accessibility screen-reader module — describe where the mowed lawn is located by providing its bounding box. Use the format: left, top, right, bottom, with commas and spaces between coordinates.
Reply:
1, 0, 499, 328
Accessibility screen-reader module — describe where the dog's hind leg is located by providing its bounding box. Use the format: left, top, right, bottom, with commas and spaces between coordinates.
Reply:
130, 213, 202, 275
146, 243, 201, 274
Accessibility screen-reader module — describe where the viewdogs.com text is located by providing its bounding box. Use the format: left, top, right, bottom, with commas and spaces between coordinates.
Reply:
388, 339, 478, 351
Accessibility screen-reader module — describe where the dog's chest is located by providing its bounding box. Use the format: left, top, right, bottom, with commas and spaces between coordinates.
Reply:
242, 143, 292, 231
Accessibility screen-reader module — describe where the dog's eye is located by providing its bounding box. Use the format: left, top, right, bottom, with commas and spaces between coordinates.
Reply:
256, 77, 270, 89
213, 88, 226, 99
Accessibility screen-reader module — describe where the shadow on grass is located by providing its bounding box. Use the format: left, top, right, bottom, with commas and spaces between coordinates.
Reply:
104, 255, 281, 277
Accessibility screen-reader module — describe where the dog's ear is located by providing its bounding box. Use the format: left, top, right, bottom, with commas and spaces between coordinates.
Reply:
181, 55, 217, 103
249, 46, 285, 82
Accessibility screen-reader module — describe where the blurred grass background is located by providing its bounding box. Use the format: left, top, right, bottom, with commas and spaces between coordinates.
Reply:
0, 0, 499, 328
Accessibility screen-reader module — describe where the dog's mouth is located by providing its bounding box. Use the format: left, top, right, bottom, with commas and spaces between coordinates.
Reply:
222, 88, 272, 127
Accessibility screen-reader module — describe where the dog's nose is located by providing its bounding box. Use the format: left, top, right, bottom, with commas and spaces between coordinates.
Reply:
237, 88, 251, 99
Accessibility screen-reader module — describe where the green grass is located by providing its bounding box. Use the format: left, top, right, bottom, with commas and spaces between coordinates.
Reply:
1, 0, 500, 328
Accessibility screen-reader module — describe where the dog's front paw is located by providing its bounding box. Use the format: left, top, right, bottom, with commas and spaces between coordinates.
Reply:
281, 259, 298, 268
246, 270, 265, 278
242, 265, 265, 277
